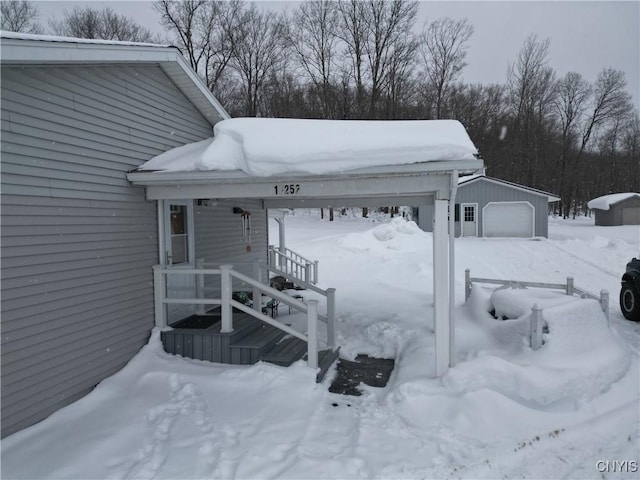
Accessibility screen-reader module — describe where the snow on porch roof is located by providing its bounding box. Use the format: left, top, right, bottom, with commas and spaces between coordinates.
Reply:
139, 118, 479, 177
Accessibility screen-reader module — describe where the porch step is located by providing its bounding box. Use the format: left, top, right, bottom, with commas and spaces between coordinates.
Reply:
260, 336, 307, 367
229, 324, 286, 365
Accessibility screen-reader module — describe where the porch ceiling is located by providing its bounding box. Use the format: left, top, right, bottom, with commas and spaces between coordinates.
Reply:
127, 158, 484, 207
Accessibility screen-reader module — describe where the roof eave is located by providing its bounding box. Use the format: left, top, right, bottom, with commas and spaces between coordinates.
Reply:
0, 35, 230, 125
127, 158, 485, 186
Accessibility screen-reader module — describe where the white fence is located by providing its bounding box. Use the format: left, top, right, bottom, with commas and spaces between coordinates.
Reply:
465, 268, 610, 350
153, 261, 336, 369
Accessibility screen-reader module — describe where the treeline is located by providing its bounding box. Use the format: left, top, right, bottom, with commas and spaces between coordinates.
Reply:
3, 0, 638, 217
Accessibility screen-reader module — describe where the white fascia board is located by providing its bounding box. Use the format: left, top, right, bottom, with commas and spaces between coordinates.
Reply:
127, 158, 484, 186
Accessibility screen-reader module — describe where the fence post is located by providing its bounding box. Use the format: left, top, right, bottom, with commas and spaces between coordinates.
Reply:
305, 262, 311, 284
566, 276, 574, 296
153, 265, 166, 328
252, 261, 263, 313
220, 264, 233, 333
465, 268, 471, 301
326, 288, 336, 349
307, 300, 319, 370
600, 289, 610, 327
530, 304, 543, 350
196, 258, 205, 315
313, 260, 319, 284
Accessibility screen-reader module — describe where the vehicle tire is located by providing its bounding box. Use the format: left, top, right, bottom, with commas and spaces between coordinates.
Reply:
620, 282, 640, 321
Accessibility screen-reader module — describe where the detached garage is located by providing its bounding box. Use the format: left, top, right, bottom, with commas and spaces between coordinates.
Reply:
587, 193, 640, 226
418, 175, 560, 238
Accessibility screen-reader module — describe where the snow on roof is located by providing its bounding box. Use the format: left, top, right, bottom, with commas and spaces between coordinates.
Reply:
457, 174, 560, 201
139, 118, 478, 177
0, 30, 167, 47
587, 192, 640, 210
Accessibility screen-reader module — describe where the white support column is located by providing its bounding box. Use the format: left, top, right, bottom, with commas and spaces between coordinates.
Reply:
152, 265, 166, 328
307, 299, 319, 370
326, 288, 336, 349
253, 261, 262, 313
220, 264, 233, 333
449, 170, 458, 368
433, 199, 450, 377
196, 258, 205, 315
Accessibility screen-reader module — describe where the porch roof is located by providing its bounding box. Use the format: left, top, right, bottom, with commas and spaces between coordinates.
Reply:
127, 118, 484, 207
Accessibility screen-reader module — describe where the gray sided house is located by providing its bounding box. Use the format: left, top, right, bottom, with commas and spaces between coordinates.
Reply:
418, 175, 560, 238
587, 193, 640, 226
0, 33, 230, 438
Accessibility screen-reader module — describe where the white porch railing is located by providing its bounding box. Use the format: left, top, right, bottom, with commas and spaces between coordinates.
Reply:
152, 261, 336, 370
268, 245, 319, 285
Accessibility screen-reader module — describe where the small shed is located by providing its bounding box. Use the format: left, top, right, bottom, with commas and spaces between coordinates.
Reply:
418, 175, 560, 238
587, 193, 640, 226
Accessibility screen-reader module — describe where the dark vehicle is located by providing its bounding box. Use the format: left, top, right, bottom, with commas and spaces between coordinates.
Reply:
620, 258, 640, 321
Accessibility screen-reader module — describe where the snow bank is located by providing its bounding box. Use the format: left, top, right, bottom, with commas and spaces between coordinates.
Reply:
587, 192, 640, 210
139, 118, 478, 176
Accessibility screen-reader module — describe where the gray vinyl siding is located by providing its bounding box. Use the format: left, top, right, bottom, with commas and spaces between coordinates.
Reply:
418, 178, 552, 237
194, 200, 269, 295
593, 197, 640, 226
0, 64, 213, 437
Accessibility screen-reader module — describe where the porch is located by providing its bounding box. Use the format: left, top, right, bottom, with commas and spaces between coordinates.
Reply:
153, 256, 339, 381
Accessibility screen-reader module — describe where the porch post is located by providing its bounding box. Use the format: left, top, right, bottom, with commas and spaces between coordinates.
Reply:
307, 299, 319, 370
449, 170, 458, 368
196, 258, 205, 315
275, 217, 286, 269
253, 261, 262, 313
433, 199, 450, 376
326, 288, 336, 349
220, 264, 233, 333
152, 265, 166, 328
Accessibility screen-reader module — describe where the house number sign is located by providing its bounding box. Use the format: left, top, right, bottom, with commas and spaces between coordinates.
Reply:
273, 184, 301, 195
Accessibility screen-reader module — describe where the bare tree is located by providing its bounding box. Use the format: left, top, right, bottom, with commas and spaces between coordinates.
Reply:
50, 6, 157, 42
227, 4, 287, 117
419, 17, 473, 119
362, 0, 419, 118
154, 0, 241, 91
1, 0, 42, 33
336, 0, 368, 117
553, 72, 591, 215
286, 0, 341, 118
505, 35, 557, 184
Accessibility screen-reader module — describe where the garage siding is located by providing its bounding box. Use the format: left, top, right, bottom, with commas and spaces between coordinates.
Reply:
417, 177, 553, 237
0, 64, 213, 437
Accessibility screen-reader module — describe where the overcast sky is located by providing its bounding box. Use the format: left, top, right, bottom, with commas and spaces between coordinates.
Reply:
34, 1, 639, 107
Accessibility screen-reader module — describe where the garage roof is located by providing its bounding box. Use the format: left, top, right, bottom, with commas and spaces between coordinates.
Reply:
458, 175, 560, 202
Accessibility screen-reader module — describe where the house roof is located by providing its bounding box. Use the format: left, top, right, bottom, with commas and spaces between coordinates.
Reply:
587, 192, 640, 210
0, 31, 229, 126
457, 174, 561, 202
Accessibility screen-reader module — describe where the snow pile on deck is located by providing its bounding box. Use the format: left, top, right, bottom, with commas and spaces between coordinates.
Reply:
587, 192, 640, 210
140, 118, 478, 176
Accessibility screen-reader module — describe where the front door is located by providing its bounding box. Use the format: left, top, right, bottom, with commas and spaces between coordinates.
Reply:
163, 200, 196, 323
461, 203, 477, 237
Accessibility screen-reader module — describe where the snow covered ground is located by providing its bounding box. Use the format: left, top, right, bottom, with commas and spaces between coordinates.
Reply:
2, 212, 639, 479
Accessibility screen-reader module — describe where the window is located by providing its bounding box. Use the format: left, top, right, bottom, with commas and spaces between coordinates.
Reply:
170, 205, 189, 264
464, 205, 475, 222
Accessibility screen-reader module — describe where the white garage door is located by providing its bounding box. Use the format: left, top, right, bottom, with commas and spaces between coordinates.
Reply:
483, 202, 534, 237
